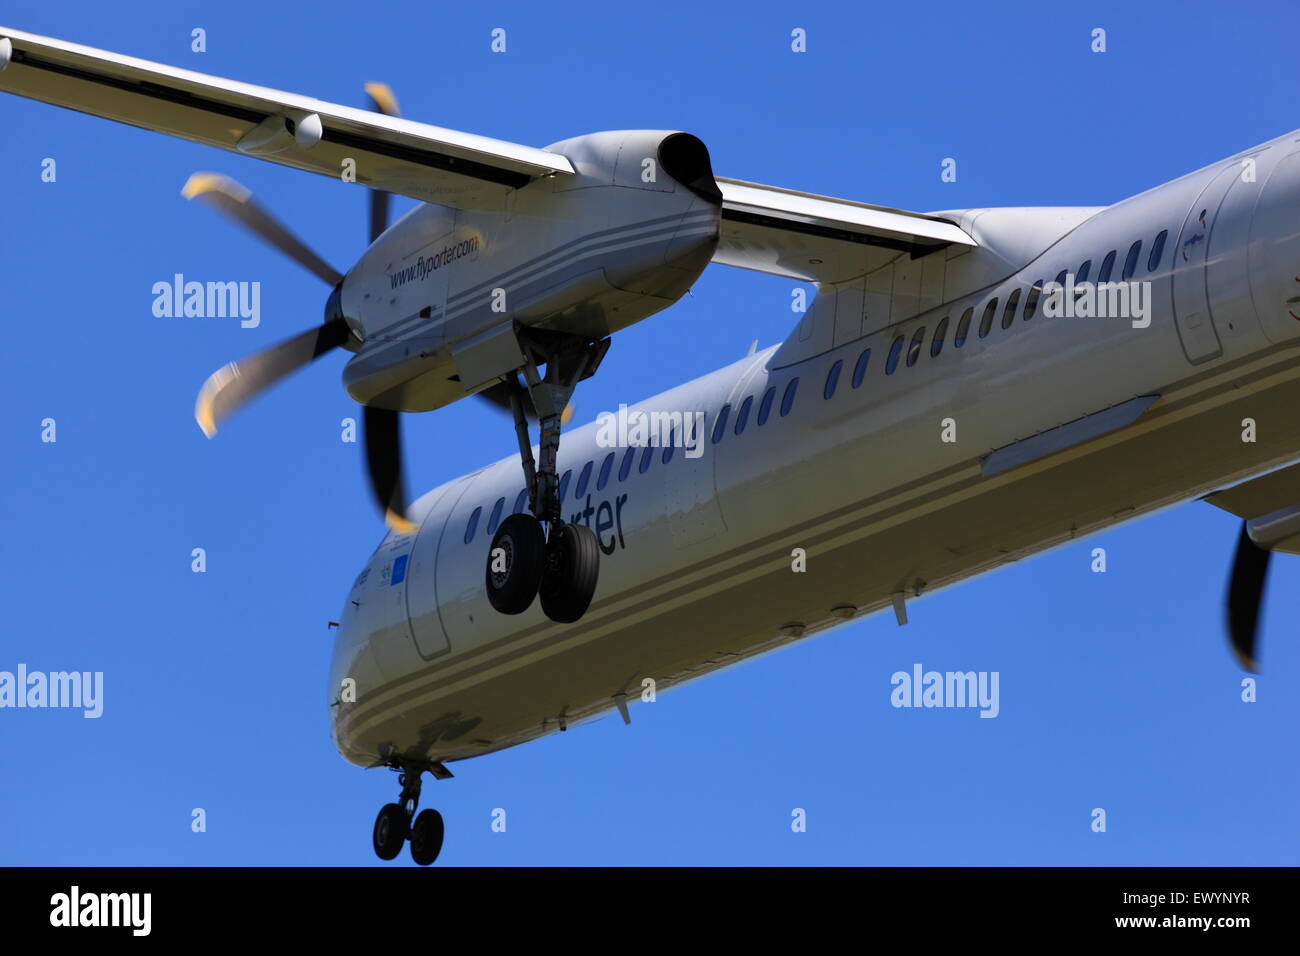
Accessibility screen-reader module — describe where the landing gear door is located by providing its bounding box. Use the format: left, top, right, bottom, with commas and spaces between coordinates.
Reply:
1171, 166, 1236, 364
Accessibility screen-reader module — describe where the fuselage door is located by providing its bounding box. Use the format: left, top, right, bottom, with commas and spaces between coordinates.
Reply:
1171, 166, 1236, 364
403, 477, 471, 661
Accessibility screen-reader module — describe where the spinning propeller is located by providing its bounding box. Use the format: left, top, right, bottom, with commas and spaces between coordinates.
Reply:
1211, 466, 1300, 673
188, 83, 569, 534
187, 84, 420, 535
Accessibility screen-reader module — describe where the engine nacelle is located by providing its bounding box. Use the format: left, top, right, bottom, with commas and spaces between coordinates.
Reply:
339, 130, 721, 411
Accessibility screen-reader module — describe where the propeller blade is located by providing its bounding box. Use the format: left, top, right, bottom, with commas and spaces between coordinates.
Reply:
478, 380, 525, 417
1226, 521, 1271, 672
363, 82, 401, 117
363, 405, 417, 534
182, 173, 344, 286
195, 319, 351, 437
364, 83, 400, 244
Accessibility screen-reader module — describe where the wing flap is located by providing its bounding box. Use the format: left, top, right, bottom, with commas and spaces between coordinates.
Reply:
0, 26, 573, 208
714, 177, 977, 283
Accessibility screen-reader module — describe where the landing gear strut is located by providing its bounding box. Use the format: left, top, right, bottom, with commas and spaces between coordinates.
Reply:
371, 761, 445, 865
485, 333, 606, 624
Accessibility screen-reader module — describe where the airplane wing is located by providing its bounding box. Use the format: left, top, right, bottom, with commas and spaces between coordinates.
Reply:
0, 26, 976, 278
0, 26, 573, 209
713, 178, 977, 284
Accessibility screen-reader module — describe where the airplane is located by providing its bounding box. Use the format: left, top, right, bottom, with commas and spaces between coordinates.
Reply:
4, 26, 1299, 866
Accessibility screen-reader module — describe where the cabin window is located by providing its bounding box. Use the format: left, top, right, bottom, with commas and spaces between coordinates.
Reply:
978, 297, 999, 338
1024, 280, 1043, 320
638, 446, 654, 474
662, 429, 675, 465
757, 386, 776, 425
906, 326, 926, 367
954, 307, 974, 347
852, 347, 872, 386
712, 403, 731, 443
735, 395, 753, 434
931, 316, 949, 357
464, 506, 482, 544
1076, 259, 1092, 284
1148, 230, 1167, 272
885, 335, 905, 374
575, 461, 593, 499
1049, 269, 1069, 313
486, 496, 505, 535
1122, 240, 1142, 280
513, 489, 528, 515
1001, 289, 1021, 330
780, 379, 799, 416
596, 452, 615, 491
1098, 250, 1117, 283
557, 469, 572, 501
824, 360, 843, 399
618, 447, 636, 482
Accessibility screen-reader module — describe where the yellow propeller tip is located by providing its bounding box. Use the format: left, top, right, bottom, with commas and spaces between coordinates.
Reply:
385, 510, 417, 535
195, 407, 218, 438
364, 82, 400, 117
181, 172, 250, 204
181, 172, 220, 200
561, 402, 575, 425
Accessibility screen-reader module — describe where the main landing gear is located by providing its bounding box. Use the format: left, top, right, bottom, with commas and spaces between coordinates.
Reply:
372, 761, 445, 866
486, 333, 606, 624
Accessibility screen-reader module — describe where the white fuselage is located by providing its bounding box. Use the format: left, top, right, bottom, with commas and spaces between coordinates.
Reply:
330, 129, 1300, 768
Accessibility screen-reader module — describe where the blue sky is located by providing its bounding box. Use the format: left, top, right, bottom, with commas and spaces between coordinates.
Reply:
2, 0, 1298, 865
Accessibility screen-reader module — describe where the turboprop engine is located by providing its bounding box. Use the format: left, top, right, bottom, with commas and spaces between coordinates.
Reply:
336, 130, 723, 412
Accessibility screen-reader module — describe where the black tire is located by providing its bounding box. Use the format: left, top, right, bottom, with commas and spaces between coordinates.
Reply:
539, 523, 600, 624
372, 803, 408, 861
409, 808, 445, 866
486, 513, 546, 615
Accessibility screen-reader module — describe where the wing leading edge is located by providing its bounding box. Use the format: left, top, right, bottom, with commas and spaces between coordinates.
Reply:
0, 26, 574, 209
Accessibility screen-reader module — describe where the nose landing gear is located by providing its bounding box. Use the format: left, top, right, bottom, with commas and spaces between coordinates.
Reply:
409, 808, 445, 866
485, 333, 606, 624
371, 761, 446, 866
371, 802, 408, 861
